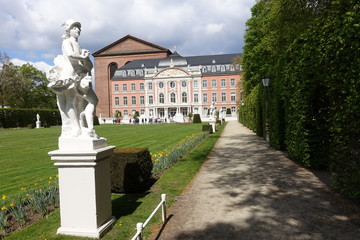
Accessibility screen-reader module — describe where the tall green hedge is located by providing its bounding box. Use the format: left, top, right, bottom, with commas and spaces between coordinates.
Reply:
0, 108, 61, 128
241, 0, 360, 199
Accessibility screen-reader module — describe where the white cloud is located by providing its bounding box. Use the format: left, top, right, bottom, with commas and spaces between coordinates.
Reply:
0, 0, 256, 63
11, 58, 52, 76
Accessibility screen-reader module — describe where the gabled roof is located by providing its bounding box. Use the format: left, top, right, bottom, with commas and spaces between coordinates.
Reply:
92, 35, 171, 57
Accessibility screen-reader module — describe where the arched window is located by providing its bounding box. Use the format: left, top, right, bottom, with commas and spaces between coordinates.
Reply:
220, 65, 225, 72
159, 93, 164, 103
182, 81, 187, 88
170, 81, 176, 88
109, 63, 118, 79
182, 92, 187, 103
159, 82, 164, 88
170, 93, 176, 103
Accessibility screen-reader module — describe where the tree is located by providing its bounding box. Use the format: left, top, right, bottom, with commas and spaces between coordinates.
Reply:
0, 55, 56, 109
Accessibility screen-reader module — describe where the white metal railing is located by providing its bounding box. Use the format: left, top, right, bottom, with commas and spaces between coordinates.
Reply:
130, 194, 167, 240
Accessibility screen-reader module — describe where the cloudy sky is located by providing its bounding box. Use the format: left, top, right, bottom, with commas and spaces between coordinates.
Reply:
0, 0, 256, 72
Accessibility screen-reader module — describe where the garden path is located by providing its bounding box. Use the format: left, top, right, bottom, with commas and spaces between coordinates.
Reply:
153, 121, 360, 240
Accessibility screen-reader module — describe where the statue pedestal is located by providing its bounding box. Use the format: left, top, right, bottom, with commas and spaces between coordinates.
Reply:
209, 119, 216, 133
49, 140, 115, 238
36, 121, 41, 128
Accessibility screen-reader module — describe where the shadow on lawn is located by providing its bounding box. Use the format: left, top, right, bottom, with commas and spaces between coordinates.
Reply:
111, 192, 149, 219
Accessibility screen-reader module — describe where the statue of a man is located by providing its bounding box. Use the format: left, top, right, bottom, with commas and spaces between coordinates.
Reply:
48, 20, 98, 138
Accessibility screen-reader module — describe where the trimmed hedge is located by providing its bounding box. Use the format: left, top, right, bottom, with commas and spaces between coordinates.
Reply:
110, 148, 153, 193
0, 108, 61, 128
202, 124, 213, 134
192, 114, 202, 123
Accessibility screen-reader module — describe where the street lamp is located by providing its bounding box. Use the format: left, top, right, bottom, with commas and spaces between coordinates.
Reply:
262, 77, 270, 142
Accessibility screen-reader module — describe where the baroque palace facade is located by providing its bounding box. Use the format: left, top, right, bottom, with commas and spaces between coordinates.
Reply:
93, 35, 241, 122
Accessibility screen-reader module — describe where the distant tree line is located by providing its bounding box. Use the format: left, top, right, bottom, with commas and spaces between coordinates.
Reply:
0, 52, 56, 109
240, 0, 360, 199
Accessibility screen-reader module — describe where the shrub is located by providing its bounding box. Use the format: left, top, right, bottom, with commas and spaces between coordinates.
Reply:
202, 124, 212, 133
110, 148, 153, 193
192, 114, 202, 123
0, 108, 61, 128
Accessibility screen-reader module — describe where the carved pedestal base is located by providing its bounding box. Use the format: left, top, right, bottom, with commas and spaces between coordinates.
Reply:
49, 142, 115, 238
209, 119, 216, 133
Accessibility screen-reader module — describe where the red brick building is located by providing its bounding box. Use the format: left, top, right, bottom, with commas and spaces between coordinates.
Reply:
93, 35, 241, 122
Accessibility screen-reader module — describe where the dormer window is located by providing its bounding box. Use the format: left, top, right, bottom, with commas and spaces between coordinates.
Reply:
211, 66, 216, 72
230, 65, 235, 71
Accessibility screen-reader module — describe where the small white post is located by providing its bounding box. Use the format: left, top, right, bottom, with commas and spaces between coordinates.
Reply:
136, 222, 143, 240
161, 194, 167, 223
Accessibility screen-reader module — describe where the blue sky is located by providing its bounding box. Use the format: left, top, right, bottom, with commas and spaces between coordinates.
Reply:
0, 0, 256, 72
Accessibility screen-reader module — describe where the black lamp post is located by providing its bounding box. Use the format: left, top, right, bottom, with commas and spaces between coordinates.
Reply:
262, 77, 270, 142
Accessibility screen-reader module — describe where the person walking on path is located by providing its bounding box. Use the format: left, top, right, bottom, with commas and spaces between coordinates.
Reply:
155, 121, 360, 240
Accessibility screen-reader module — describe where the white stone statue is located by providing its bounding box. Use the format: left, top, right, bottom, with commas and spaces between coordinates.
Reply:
48, 20, 98, 138
36, 114, 40, 122
210, 101, 216, 119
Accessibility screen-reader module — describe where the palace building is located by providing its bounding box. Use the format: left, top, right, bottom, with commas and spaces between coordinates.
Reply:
93, 35, 241, 122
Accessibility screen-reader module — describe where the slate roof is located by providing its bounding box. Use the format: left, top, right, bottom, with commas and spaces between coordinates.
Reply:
118, 52, 241, 69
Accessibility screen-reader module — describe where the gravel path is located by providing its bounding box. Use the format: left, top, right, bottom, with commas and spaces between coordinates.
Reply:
153, 121, 360, 240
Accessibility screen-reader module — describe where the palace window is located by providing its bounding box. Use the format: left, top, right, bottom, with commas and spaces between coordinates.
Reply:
123, 84, 127, 92
140, 96, 145, 105
231, 106, 236, 112
212, 93, 217, 102
140, 83, 144, 90
231, 92, 236, 102
202, 80, 208, 88
159, 93, 164, 103
124, 110, 128, 116
194, 93, 199, 103
182, 81, 187, 88
203, 93, 208, 103
193, 80, 198, 89
131, 83, 136, 91
115, 97, 119, 106
221, 93, 226, 102
114, 84, 119, 92
204, 107, 208, 115
212, 79, 217, 88
159, 82, 164, 88
230, 65, 235, 71
170, 93, 176, 103
182, 92, 187, 103
140, 109, 145, 115
148, 95, 153, 104
170, 81, 176, 88
230, 78, 236, 87
221, 65, 225, 72
132, 96, 136, 105
211, 66, 216, 72
123, 96, 128, 106
148, 82, 153, 90
221, 79, 226, 88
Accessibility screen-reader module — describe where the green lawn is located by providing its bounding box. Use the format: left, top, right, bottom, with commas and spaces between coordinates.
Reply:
0, 123, 203, 199
4, 123, 225, 240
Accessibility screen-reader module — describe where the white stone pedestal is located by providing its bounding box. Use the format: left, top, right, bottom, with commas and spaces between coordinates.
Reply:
36, 121, 41, 128
49, 140, 115, 238
209, 119, 216, 133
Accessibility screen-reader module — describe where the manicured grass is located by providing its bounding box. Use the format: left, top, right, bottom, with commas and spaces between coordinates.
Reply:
4, 123, 225, 240
0, 123, 202, 199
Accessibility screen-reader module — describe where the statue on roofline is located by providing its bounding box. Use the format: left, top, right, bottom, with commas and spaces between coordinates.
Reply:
48, 20, 98, 138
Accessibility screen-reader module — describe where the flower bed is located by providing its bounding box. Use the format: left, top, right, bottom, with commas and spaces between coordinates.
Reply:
151, 131, 210, 175
0, 176, 59, 238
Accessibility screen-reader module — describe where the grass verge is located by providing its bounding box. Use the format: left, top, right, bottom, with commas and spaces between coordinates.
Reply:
4, 123, 225, 240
